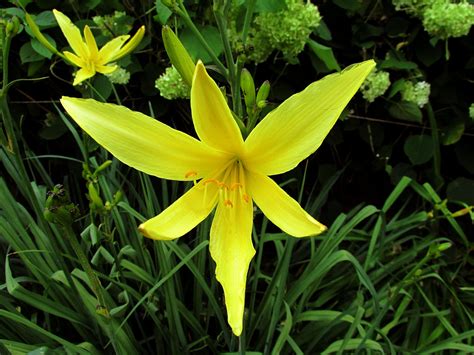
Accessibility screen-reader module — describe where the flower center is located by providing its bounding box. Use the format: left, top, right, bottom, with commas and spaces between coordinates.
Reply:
203, 160, 250, 208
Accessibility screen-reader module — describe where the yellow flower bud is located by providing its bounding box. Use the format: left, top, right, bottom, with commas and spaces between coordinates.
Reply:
162, 26, 195, 87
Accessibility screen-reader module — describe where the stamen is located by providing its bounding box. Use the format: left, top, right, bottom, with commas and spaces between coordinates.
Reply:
230, 182, 243, 190
203, 178, 219, 186
243, 193, 250, 203
185, 171, 198, 179
224, 199, 233, 208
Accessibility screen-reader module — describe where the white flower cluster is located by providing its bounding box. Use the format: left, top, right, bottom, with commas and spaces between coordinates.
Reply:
360, 69, 391, 103
401, 81, 431, 108
106, 67, 131, 85
392, 0, 474, 38
155, 66, 190, 100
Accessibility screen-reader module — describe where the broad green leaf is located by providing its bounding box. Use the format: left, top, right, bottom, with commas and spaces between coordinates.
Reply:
404, 134, 434, 165
388, 101, 423, 123
20, 42, 44, 63
447, 178, 474, 205
155, 0, 172, 25
307, 39, 340, 72
440, 120, 464, 145
180, 26, 223, 64
31, 35, 56, 59
255, 0, 286, 13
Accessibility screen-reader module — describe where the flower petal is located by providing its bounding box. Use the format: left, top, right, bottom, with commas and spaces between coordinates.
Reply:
210, 198, 255, 336
244, 60, 376, 175
139, 179, 219, 240
60, 97, 232, 180
191, 62, 244, 154
73, 68, 95, 86
83, 25, 99, 58
107, 26, 145, 62
247, 171, 327, 237
53, 9, 88, 59
63, 51, 85, 68
98, 35, 129, 63
96, 64, 118, 74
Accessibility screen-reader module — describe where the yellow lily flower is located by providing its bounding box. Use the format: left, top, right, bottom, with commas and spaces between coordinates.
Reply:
60, 59, 375, 335
52, 9, 145, 86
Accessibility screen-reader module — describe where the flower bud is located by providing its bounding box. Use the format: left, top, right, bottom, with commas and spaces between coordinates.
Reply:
240, 68, 255, 108
162, 26, 195, 87
87, 182, 104, 211
25, 13, 59, 55
256, 80, 270, 104
6, 16, 21, 37
44, 184, 79, 226
94, 160, 112, 176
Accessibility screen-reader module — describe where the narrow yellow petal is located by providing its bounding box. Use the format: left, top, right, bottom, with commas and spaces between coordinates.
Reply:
98, 35, 129, 63
107, 26, 145, 62
191, 62, 244, 154
210, 196, 255, 336
73, 68, 95, 86
96, 64, 117, 74
53, 9, 88, 58
83, 25, 99, 58
63, 51, 85, 68
60, 97, 232, 181
247, 171, 327, 237
139, 180, 219, 240
244, 60, 376, 175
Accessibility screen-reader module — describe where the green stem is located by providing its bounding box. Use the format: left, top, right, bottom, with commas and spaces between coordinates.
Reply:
111, 82, 122, 105
241, 0, 256, 46
233, 57, 244, 118
426, 103, 442, 189
214, 5, 235, 80
176, 5, 229, 79
2, 35, 12, 92
63, 224, 109, 316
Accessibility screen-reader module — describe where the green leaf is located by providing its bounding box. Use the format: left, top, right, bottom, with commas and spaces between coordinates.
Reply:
447, 178, 474, 205
307, 40, 340, 72
380, 56, 418, 70
440, 120, 464, 145
404, 134, 434, 165
415, 39, 443, 67
20, 42, 44, 63
155, 0, 172, 25
255, 0, 286, 13
455, 140, 474, 174
180, 26, 223, 63
387, 79, 406, 99
31, 35, 56, 59
333, 0, 363, 11
34, 11, 56, 28
314, 20, 332, 41
388, 101, 423, 122
92, 75, 112, 101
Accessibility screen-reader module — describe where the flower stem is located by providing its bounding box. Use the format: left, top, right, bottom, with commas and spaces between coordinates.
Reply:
176, 5, 229, 80
63, 224, 110, 316
241, 0, 256, 45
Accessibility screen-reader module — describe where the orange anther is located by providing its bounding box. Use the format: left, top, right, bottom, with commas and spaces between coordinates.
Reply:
230, 182, 243, 190
243, 193, 250, 203
185, 171, 198, 179
224, 199, 234, 208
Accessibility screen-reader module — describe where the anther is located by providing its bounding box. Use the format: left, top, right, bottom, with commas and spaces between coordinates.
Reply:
230, 182, 243, 190
243, 193, 250, 203
224, 199, 234, 208
185, 171, 198, 179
